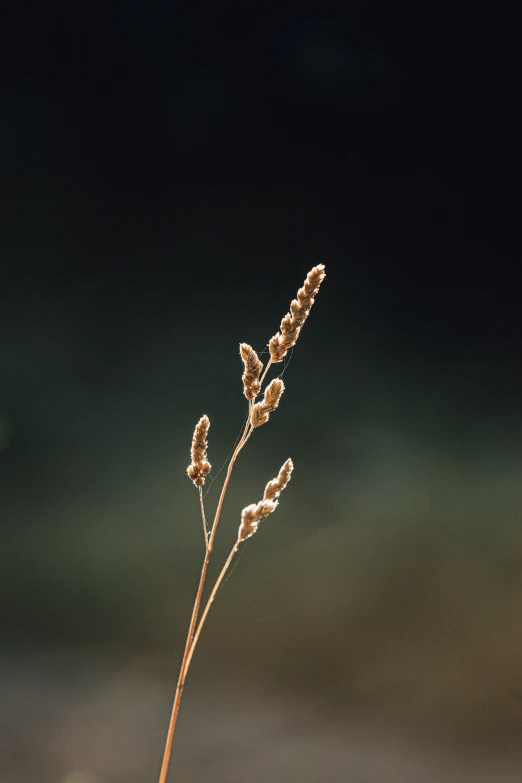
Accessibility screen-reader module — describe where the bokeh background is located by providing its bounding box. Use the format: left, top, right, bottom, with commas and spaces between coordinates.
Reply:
2, 2, 522, 781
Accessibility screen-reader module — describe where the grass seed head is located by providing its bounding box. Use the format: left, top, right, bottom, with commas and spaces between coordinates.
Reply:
263, 378, 284, 411
269, 264, 326, 363
239, 343, 263, 400
250, 379, 285, 428
251, 402, 269, 428
263, 458, 294, 501
187, 415, 211, 487
238, 499, 279, 541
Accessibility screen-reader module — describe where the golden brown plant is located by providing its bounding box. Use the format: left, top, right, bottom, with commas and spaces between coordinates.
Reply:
186, 415, 211, 488
269, 263, 326, 363
251, 378, 285, 428
239, 342, 263, 400
238, 499, 278, 541
158, 265, 325, 783
263, 457, 294, 501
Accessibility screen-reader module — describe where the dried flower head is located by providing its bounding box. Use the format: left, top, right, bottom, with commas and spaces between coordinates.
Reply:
263, 458, 294, 501
269, 264, 326, 363
250, 378, 285, 428
238, 499, 278, 541
187, 415, 211, 487
251, 402, 269, 429
239, 343, 263, 400
263, 378, 284, 410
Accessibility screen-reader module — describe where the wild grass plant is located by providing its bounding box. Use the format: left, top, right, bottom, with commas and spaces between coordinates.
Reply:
158, 264, 326, 782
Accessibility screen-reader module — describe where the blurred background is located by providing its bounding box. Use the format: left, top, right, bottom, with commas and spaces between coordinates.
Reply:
2, 2, 522, 781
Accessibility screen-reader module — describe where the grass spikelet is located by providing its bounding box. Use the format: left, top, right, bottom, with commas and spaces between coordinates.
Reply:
269, 263, 326, 363
250, 378, 285, 428
187, 414, 211, 487
238, 498, 279, 541
263, 458, 294, 501
251, 402, 269, 428
239, 342, 263, 400
264, 378, 284, 410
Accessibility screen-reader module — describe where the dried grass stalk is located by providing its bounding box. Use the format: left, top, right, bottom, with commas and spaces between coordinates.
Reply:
158, 265, 326, 783
187, 414, 211, 487
239, 342, 263, 400
269, 263, 326, 363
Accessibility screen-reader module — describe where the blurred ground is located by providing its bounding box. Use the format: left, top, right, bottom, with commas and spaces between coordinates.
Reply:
2, 650, 522, 783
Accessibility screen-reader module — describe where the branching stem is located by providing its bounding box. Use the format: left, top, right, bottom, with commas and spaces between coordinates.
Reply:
158, 357, 274, 782
185, 539, 241, 673
158, 419, 251, 782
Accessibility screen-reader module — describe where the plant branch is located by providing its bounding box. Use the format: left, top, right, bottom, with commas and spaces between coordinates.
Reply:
199, 486, 209, 549
157, 420, 251, 783
184, 538, 241, 674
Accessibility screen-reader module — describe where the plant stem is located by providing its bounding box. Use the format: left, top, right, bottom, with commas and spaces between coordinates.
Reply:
184, 538, 241, 674
158, 357, 273, 782
157, 426, 249, 783
259, 358, 273, 388
157, 547, 211, 783
199, 486, 209, 549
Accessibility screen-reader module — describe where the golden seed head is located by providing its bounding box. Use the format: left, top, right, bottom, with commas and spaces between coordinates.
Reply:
290, 298, 306, 319
238, 518, 258, 541
278, 314, 302, 353
187, 415, 211, 487
263, 378, 284, 411
251, 402, 269, 429
239, 342, 263, 400
187, 461, 211, 487
299, 263, 326, 303
269, 264, 326, 363
238, 499, 279, 541
268, 333, 286, 363
263, 458, 294, 501
250, 379, 285, 428
190, 414, 210, 464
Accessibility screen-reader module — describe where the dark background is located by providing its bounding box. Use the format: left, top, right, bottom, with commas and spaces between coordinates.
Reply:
2, 2, 522, 782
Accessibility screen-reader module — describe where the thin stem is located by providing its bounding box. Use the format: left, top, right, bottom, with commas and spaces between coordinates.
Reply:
158, 358, 271, 781
157, 547, 211, 783
157, 420, 252, 783
259, 358, 273, 389
199, 486, 209, 549
207, 424, 248, 552
185, 539, 241, 673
